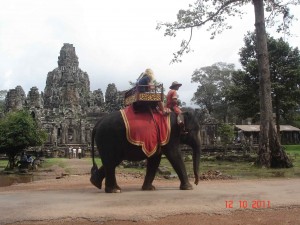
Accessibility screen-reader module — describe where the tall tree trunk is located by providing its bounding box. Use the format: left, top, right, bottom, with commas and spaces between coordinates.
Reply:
274, 95, 281, 141
253, 0, 292, 168
7, 153, 17, 170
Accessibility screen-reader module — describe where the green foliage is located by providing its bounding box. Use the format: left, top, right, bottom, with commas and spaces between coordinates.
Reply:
228, 33, 300, 121
0, 90, 7, 101
157, 0, 299, 168
104, 83, 123, 112
0, 110, 47, 168
191, 62, 238, 122
228, 69, 260, 119
0, 110, 47, 151
268, 37, 300, 122
157, 0, 299, 63
0, 90, 8, 113
217, 123, 235, 145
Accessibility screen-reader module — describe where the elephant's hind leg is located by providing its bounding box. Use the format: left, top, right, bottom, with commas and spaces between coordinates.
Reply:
105, 166, 122, 193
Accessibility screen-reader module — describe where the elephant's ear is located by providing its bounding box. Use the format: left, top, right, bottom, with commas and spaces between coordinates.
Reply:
183, 111, 192, 124
182, 111, 187, 124
183, 111, 200, 131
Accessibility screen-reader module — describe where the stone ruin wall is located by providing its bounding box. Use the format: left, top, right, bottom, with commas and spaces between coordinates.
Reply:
4, 43, 124, 154
4, 43, 221, 154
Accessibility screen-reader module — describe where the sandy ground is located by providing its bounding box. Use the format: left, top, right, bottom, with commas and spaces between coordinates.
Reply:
1, 158, 300, 225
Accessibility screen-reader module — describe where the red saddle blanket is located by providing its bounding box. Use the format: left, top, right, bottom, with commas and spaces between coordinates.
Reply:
120, 105, 171, 157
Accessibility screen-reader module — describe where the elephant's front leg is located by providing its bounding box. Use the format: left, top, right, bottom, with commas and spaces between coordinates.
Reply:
142, 154, 161, 190
164, 148, 193, 190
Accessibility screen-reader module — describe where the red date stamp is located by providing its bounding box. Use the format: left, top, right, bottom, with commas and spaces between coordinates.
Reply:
225, 200, 271, 209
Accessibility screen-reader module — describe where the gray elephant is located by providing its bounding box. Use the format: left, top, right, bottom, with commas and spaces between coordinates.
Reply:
90, 110, 201, 193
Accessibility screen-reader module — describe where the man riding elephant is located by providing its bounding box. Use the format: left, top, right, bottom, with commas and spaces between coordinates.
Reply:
166, 81, 187, 134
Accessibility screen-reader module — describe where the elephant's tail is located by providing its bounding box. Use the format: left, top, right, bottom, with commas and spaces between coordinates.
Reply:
90, 120, 105, 190
91, 125, 97, 167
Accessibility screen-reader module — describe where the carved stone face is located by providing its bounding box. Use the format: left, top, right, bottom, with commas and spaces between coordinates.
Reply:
58, 43, 79, 69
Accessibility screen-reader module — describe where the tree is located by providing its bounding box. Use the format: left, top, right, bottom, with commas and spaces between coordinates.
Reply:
191, 62, 238, 123
267, 36, 300, 127
0, 90, 8, 114
228, 69, 260, 120
217, 123, 235, 154
157, 0, 298, 168
0, 110, 47, 169
229, 32, 300, 126
105, 83, 124, 112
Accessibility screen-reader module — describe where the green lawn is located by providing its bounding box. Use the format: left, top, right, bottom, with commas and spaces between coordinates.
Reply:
1, 145, 300, 180
157, 144, 300, 180
284, 145, 300, 154
285, 145, 300, 169
160, 157, 300, 180
184, 145, 300, 179
41, 158, 68, 168
0, 160, 8, 169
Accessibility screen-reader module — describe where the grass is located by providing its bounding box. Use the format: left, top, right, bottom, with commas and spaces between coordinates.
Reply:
285, 145, 300, 170
198, 159, 300, 179
0, 160, 8, 170
284, 145, 300, 155
42, 158, 68, 168
94, 158, 102, 166
157, 144, 300, 180
0, 157, 72, 172
1, 145, 300, 179
181, 145, 300, 180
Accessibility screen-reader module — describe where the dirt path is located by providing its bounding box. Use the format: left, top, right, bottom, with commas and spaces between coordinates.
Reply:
0, 158, 300, 225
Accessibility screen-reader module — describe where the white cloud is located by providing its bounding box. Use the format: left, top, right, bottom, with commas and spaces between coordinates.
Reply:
0, 0, 299, 107
2, 70, 13, 90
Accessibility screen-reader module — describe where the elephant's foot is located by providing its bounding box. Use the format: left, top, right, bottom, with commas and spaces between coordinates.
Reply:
142, 184, 156, 191
105, 185, 122, 193
180, 183, 193, 190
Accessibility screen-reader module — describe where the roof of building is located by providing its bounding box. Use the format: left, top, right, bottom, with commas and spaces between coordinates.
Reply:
235, 125, 300, 132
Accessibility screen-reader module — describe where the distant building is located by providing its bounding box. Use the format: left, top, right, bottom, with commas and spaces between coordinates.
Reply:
235, 125, 300, 145
4, 43, 124, 153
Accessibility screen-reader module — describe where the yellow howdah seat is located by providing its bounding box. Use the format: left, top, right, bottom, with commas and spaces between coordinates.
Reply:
124, 84, 164, 106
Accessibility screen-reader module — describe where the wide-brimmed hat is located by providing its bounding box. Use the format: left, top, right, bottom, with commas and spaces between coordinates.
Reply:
169, 81, 182, 89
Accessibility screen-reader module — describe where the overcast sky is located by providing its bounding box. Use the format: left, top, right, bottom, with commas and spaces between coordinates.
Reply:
0, 0, 299, 106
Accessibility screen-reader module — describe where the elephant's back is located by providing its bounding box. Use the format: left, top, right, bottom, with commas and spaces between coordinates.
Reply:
94, 111, 126, 139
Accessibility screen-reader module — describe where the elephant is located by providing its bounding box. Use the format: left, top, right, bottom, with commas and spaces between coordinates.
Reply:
90, 109, 201, 193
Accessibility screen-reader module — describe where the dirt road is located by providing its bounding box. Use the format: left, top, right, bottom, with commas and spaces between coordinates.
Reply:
0, 159, 299, 225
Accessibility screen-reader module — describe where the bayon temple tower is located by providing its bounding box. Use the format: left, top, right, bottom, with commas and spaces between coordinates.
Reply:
4, 43, 119, 152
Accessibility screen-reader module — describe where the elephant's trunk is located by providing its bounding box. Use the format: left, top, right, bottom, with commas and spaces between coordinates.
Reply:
192, 131, 201, 185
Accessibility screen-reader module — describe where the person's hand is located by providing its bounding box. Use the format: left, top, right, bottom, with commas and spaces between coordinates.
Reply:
163, 108, 171, 115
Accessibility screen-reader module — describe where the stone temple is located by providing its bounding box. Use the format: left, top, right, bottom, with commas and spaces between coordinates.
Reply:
4, 43, 124, 155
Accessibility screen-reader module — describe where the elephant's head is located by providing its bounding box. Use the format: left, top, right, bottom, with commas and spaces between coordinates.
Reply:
181, 111, 201, 185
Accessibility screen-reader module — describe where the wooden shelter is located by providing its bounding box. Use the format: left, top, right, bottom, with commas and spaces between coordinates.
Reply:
235, 125, 300, 145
